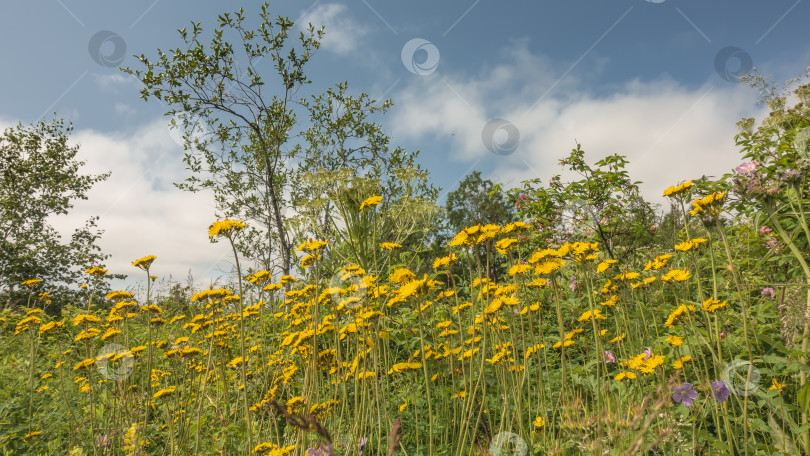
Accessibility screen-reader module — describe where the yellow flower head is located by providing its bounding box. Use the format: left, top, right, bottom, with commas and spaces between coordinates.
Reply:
208, 218, 246, 237
85, 267, 108, 277
132, 255, 157, 270
380, 242, 402, 250
663, 180, 693, 198
20, 279, 42, 287
359, 195, 383, 210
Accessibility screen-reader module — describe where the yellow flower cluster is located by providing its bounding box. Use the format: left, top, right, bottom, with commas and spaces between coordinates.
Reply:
663, 180, 693, 197
132, 255, 157, 270
207, 218, 246, 237
689, 192, 725, 217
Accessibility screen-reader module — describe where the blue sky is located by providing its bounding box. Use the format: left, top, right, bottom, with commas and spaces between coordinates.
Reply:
1, 0, 808, 288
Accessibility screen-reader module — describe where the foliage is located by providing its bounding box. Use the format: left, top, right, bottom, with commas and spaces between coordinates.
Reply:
123, 4, 432, 278
0, 119, 111, 311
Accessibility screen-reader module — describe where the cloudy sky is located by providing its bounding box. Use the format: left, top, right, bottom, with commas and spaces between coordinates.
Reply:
1, 0, 808, 289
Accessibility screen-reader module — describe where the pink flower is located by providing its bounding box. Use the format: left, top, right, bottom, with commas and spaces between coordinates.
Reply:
761, 287, 775, 300
734, 161, 758, 174
766, 240, 777, 249
760, 226, 771, 234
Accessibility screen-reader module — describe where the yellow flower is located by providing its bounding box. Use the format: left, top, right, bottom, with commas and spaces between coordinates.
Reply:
578, 309, 607, 322
132, 255, 157, 270
300, 254, 321, 268
614, 370, 636, 380
389, 268, 416, 285
73, 314, 101, 326
399, 402, 408, 412
534, 258, 565, 275
20, 279, 42, 287
73, 358, 97, 370
208, 218, 246, 237
380, 242, 402, 250
359, 194, 383, 210
40, 321, 63, 334
432, 254, 458, 269
153, 386, 176, 399
673, 355, 691, 369
75, 327, 101, 342
85, 267, 108, 277
701, 297, 727, 313
666, 335, 684, 346
106, 290, 134, 301
495, 238, 519, 254
769, 378, 786, 392
596, 259, 617, 274
100, 328, 121, 341
296, 240, 328, 252
664, 304, 695, 328
451, 391, 467, 399
532, 416, 545, 428
662, 180, 693, 198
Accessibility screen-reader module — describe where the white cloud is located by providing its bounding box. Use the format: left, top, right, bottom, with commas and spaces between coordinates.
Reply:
39, 119, 238, 290
92, 73, 141, 91
298, 3, 370, 55
389, 42, 768, 211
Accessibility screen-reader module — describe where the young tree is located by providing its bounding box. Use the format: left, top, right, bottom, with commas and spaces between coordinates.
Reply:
124, 4, 431, 277
0, 119, 110, 309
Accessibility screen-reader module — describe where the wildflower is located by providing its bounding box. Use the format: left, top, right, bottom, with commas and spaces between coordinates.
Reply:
711, 380, 730, 403
769, 378, 786, 392
596, 259, 617, 274
604, 350, 616, 364
673, 356, 692, 369
153, 386, 176, 399
380, 242, 402, 250
399, 403, 408, 412
578, 309, 607, 322
761, 287, 776, 300
300, 254, 320, 269
495, 238, 519, 254
735, 161, 758, 174
664, 304, 695, 328
760, 226, 771, 234
508, 263, 532, 275
389, 268, 416, 285
533, 416, 545, 428
359, 195, 383, 210
660, 268, 691, 283
22, 431, 42, 441
665, 335, 684, 347
672, 382, 698, 407
131, 255, 157, 270
643, 254, 672, 271
614, 371, 636, 381
296, 240, 328, 252
663, 180, 693, 197
85, 267, 108, 277
208, 218, 246, 237
106, 290, 134, 302
702, 297, 727, 312
432, 253, 457, 269
20, 279, 42, 287
569, 275, 577, 291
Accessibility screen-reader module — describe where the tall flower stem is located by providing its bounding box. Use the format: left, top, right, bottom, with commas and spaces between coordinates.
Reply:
226, 233, 252, 452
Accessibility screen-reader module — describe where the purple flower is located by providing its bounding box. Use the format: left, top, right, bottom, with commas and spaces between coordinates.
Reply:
760, 226, 771, 234
604, 350, 616, 364
766, 239, 777, 249
735, 161, 758, 174
96, 434, 110, 449
711, 380, 730, 403
569, 276, 577, 291
672, 382, 698, 407
519, 193, 527, 200
359, 437, 368, 456
720, 330, 727, 339
761, 287, 776, 300
642, 348, 653, 360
